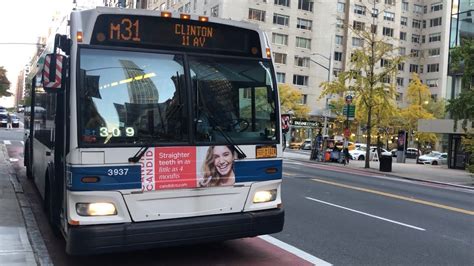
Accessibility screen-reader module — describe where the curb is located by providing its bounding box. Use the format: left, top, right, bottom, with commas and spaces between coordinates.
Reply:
1, 144, 53, 266
285, 156, 474, 191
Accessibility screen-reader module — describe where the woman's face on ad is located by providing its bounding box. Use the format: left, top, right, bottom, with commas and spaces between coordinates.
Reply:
213, 146, 234, 176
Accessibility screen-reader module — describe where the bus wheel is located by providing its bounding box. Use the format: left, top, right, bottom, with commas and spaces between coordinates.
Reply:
45, 176, 61, 237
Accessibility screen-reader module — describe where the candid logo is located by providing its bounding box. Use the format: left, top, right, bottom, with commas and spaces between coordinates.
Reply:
140, 150, 155, 191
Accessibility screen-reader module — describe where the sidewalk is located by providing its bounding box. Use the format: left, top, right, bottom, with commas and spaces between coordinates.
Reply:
284, 150, 474, 188
0, 146, 37, 265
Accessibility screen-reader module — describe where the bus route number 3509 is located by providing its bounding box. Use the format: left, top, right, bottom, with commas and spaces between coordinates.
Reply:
107, 168, 129, 176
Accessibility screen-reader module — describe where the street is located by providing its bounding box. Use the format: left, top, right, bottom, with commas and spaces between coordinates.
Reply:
1, 125, 473, 265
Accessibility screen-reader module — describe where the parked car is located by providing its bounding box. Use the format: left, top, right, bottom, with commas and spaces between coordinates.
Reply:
9, 114, 20, 128
301, 139, 312, 150
418, 152, 447, 165
0, 114, 8, 127
391, 148, 421, 158
0, 108, 7, 116
289, 140, 304, 149
350, 147, 391, 160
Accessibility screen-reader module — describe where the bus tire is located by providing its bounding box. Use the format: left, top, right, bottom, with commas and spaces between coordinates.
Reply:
24, 142, 33, 180
45, 174, 61, 237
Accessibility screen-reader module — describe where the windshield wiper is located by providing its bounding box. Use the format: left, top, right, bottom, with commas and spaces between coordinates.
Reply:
128, 145, 150, 163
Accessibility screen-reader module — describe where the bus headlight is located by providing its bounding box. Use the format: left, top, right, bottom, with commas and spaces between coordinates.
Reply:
76, 203, 117, 216
253, 189, 277, 203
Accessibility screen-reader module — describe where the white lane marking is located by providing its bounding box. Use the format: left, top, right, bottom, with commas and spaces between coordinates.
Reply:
4, 140, 11, 145
259, 235, 332, 266
9, 158, 19, 162
305, 197, 426, 231
20, 141, 24, 145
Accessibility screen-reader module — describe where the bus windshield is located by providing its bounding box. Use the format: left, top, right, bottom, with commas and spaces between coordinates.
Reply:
78, 48, 278, 145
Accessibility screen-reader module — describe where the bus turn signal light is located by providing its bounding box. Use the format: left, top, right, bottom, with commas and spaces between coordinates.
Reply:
266, 48, 271, 58
77, 31, 83, 43
81, 176, 100, 183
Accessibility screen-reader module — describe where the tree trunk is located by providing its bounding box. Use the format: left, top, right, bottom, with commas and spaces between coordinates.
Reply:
365, 106, 372, 168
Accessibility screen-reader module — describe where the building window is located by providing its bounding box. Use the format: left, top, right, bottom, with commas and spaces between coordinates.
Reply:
335, 35, 343, 45
352, 37, 363, 47
333, 68, 342, 77
429, 32, 441, 42
412, 19, 421, 29
428, 48, 440, 57
353, 21, 365, 31
426, 79, 438, 87
185, 3, 191, 13
380, 58, 391, 67
382, 76, 391, 84
384, 11, 395, 21
398, 62, 405, 71
372, 8, 379, 18
399, 47, 406, 55
382, 27, 394, 37
334, 51, 343, 61
427, 63, 439, 73
337, 1, 345, 13
402, 1, 409, 11
301, 94, 308, 104
273, 13, 290, 26
293, 75, 309, 86
401, 16, 408, 26
354, 5, 366, 15
430, 17, 442, 27
211, 5, 219, 17
411, 34, 420, 43
385, 0, 395, 5
410, 49, 420, 57
272, 33, 288, 45
296, 37, 311, 49
273, 52, 287, 64
336, 18, 344, 29
414, 4, 423, 14
409, 64, 419, 73
297, 18, 313, 30
400, 31, 407, 40
274, 0, 290, 7
431, 3, 443, 12
249, 8, 266, 21
298, 0, 313, 12
294, 56, 310, 67
422, 35, 426, 43
276, 72, 286, 83
396, 77, 404, 86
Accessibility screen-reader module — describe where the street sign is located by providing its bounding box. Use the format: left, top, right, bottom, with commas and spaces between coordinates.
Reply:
342, 105, 356, 117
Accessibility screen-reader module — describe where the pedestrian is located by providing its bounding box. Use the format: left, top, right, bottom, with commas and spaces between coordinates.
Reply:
6, 113, 12, 130
343, 147, 350, 165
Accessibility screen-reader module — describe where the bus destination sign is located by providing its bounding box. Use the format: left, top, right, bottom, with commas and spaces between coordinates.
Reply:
91, 15, 262, 57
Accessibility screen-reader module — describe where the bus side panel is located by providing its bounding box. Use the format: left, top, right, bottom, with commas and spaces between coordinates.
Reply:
32, 138, 50, 199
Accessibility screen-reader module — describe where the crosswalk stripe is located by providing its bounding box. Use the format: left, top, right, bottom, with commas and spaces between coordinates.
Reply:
4, 140, 11, 145
21, 141, 24, 145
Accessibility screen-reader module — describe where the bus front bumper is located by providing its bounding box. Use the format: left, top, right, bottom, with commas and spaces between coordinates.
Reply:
66, 208, 284, 255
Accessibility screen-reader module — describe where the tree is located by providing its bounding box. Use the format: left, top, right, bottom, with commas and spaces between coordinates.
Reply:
320, 23, 403, 168
400, 73, 438, 146
278, 84, 310, 119
446, 39, 474, 173
0, 66, 12, 98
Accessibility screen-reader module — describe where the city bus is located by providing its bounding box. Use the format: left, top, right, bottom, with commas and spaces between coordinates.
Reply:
24, 7, 283, 255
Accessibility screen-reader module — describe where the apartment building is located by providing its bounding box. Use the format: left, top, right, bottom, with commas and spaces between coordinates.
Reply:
144, 0, 452, 109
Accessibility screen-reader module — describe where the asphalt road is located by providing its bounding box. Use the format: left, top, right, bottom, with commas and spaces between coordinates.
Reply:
2, 125, 473, 265
275, 159, 474, 265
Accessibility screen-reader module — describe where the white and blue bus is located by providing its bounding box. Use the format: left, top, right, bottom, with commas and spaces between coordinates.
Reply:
25, 7, 283, 255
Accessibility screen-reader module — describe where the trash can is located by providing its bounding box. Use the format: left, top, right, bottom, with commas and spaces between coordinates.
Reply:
379, 155, 392, 172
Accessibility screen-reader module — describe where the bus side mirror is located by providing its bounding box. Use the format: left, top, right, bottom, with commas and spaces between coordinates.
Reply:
42, 53, 65, 93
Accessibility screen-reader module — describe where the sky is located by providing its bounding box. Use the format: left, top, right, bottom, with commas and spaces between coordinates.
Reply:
0, 0, 78, 107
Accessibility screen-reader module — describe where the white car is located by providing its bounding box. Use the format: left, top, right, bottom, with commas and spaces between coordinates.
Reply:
418, 152, 447, 165
350, 147, 391, 160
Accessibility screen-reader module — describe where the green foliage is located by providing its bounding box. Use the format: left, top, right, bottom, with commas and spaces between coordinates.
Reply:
320, 26, 404, 168
462, 133, 474, 174
278, 84, 310, 119
0, 66, 12, 98
446, 89, 474, 132
450, 39, 474, 91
